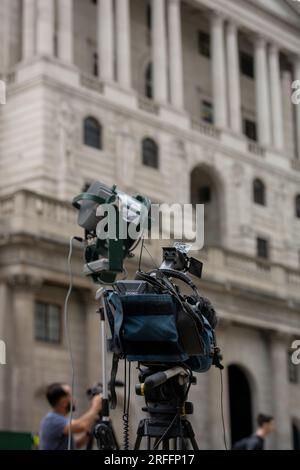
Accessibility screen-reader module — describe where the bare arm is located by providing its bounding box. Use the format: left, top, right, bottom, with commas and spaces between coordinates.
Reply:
63, 395, 102, 435
74, 432, 89, 449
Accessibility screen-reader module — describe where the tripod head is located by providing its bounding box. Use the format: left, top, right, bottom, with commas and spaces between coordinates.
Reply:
135, 365, 195, 416
134, 365, 199, 450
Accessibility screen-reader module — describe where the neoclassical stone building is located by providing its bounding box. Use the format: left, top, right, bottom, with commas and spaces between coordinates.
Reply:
0, 0, 300, 450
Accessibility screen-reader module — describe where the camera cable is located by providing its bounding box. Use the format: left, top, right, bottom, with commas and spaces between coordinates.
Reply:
123, 359, 131, 450
64, 236, 83, 450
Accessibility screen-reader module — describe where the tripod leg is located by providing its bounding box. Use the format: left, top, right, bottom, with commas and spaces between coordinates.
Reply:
134, 435, 142, 450
177, 437, 182, 450
190, 436, 199, 450
183, 421, 199, 450
163, 440, 169, 450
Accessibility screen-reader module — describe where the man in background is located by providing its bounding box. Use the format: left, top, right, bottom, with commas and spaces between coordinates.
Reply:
232, 413, 275, 450
40, 382, 102, 450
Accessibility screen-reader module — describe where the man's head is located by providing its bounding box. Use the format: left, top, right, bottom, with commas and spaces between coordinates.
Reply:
46, 383, 75, 415
257, 413, 275, 436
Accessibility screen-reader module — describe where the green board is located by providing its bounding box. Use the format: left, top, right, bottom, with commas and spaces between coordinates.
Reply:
0, 431, 34, 450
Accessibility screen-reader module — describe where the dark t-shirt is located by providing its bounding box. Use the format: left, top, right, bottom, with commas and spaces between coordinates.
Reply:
232, 434, 264, 450
40, 412, 75, 450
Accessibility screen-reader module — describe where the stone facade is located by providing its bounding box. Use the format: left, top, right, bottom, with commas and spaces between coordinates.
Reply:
0, 0, 300, 449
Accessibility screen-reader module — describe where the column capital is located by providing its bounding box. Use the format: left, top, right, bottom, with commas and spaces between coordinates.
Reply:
267, 329, 294, 346
211, 10, 227, 24
8, 274, 43, 292
269, 42, 282, 55
254, 35, 268, 49
226, 19, 239, 33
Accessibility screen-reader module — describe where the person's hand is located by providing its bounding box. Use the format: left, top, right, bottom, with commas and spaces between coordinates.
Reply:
91, 394, 102, 414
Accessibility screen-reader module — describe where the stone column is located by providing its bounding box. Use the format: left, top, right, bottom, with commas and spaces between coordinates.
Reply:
98, 0, 114, 81
269, 45, 284, 150
36, 0, 55, 56
57, 0, 74, 64
226, 21, 242, 133
270, 333, 292, 449
254, 37, 272, 146
293, 58, 300, 160
211, 13, 228, 128
10, 276, 39, 431
152, 0, 168, 102
116, 0, 131, 88
0, 282, 9, 429
22, 0, 36, 60
168, 0, 184, 109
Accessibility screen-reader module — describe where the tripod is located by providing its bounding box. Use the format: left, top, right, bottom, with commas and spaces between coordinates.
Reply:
87, 287, 119, 451
134, 366, 199, 450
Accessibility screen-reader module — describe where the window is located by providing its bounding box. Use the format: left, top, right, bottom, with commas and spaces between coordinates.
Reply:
84, 117, 102, 150
198, 31, 211, 58
142, 138, 159, 169
240, 51, 254, 78
35, 302, 61, 343
256, 237, 269, 260
145, 63, 153, 99
243, 119, 257, 142
198, 186, 211, 203
295, 195, 300, 219
93, 52, 98, 77
288, 350, 298, 384
253, 179, 266, 206
201, 100, 214, 124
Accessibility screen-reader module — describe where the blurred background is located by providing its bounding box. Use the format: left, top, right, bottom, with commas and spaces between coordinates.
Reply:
0, 0, 300, 450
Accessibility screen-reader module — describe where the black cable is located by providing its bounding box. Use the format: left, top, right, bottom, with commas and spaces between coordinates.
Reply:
153, 412, 180, 450
220, 369, 228, 450
143, 244, 160, 269
138, 237, 145, 272
123, 360, 130, 450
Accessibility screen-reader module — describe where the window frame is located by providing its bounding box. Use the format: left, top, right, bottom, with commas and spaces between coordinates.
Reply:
240, 51, 254, 79
243, 118, 257, 142
145, 62, 153, 99
256, 236, 269, 260
142, 137, 159, 169
295, 195, 300, 219
198, 31, 211, 58
201, 100, 214, 125
253, 178, 266, 206
34, 301, 62, 344
83, 116, 102, 150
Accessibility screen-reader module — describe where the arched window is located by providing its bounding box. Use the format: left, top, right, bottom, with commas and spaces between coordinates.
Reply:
253, 178, 266, 206
295, 195, 300, 219
145, 63, 153, 99
142, 138, 159, 169
83, 117, 102, 150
